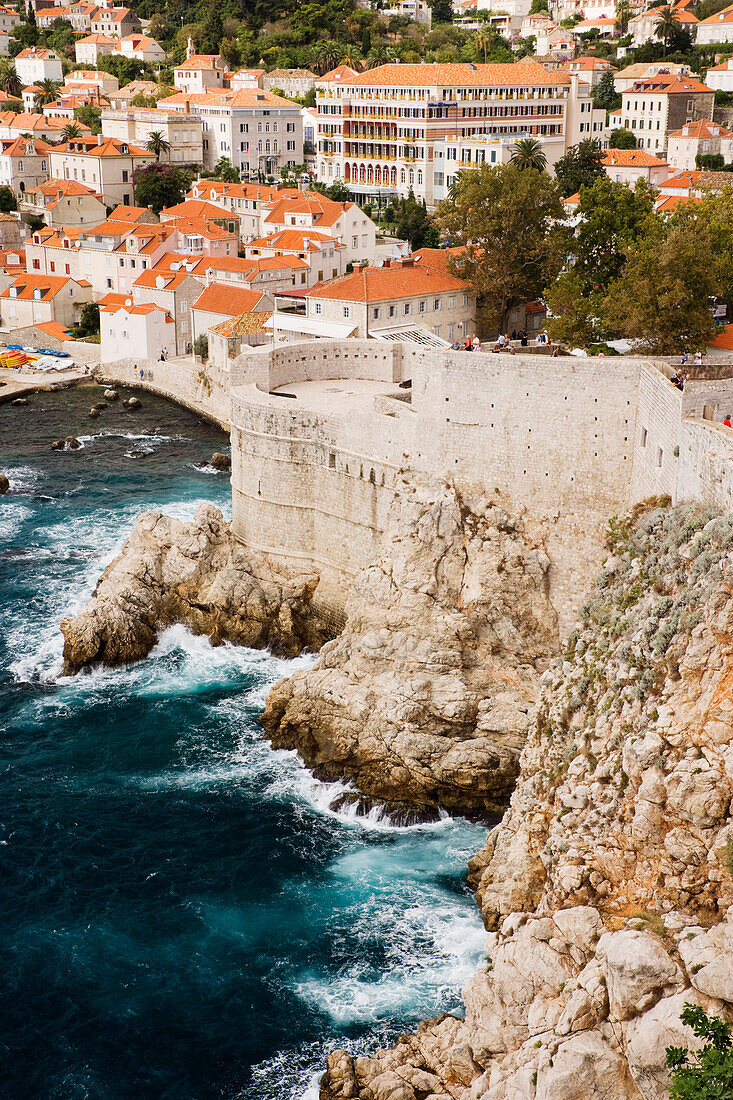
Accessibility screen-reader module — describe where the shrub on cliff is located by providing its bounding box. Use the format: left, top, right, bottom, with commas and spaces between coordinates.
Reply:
666, 1004, 733, 1099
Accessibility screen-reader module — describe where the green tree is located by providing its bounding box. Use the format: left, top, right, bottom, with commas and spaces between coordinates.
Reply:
555, 138, 605, 196
61, 121, 81, 140
34, 78, 61, 109
603, 220, 717, 353
673, 184, 733, 310
0, 184, 17, 212
133, 163, 192, 214
194, 333, 208, 358
609, 127, 637, 148
529, 0, 549, 11
430, 0, 454, 24
666, 1004, 733, 1100
73, 301, 100, 338
219, 37, 242, 69
573, 175, 657, 291
206, 156, 239, 182
395, 191, 433, 249
0, 58, 20, 96
511, 137, 547, 171
97, 55, 147, 86
616, 0, 630, 32
75, 104, 102, 134
435, 162, 566, 332
474, 26, 492, 63
654, 5, 682, 55
145, 130, 171, 161
545, 269, 603, 346
592, 69, 621, 112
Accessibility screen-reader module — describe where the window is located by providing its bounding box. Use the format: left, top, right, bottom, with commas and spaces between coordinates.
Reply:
657, 446, 663, 467
389, 304, 396, 317
448, 296, 455, 309
434, 298, 441, 310
418, 300, 426, 313
404, 302, 411, 315
65, 264, 70, 274
463, 294, 469, 307
342, 305, 351, 318
372, 307, 380, 319
122, 170, 128, 182
315, 302, 322, 314
32, 258, 40, 270
50, 261, 55, 272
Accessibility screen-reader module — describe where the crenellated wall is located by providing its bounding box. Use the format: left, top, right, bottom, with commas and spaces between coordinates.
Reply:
229, 343, 733, 635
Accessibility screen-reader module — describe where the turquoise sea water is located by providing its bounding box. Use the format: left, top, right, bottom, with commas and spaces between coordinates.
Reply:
0, 386, 487, 1099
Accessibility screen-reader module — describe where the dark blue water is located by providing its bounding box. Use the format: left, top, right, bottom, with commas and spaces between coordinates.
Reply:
0, 385, 487, 1100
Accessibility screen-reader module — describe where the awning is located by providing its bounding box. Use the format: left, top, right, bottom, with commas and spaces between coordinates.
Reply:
372, 325, 451, 349
265, 313, 357, 338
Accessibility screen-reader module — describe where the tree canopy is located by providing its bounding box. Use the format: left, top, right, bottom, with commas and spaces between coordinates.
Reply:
133, 164, 192, 214
435, 162, 565, 332
555, 139, 606, 197
666, 1004, 733, 1100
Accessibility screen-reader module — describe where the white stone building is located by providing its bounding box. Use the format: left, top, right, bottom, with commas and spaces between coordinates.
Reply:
696, 2, 733, 45
262, 69, 317, 98
666, 118, 733, 171
704, 57, 733, 92
14, 47, 63, 85
21, 180, 106, 226
158, 88, 304, 177
75, 33, 117, 65
611, 74, 715, 154
174, 50, 227, 95
315, 61, 599, 209
0, 271, 92, 330
602, 147, 669, 186
100, 297, 175, 363
0, 136, 53, 195
101, 109, 204, 166
49, 135, 155, 208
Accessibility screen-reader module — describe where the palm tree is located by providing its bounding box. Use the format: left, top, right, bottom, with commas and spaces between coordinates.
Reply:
145, 130, 171, 162
0, 59, 20, 97
510, 137, 547, 171
616, 0, 630, 34
365, 45, 395, 69
34, 78, 61, 110
312, 41, 346, 75
61, 121, 81, 140
340, 46, 362, 69
474, 26, 493, 63
654, 5, 682, 56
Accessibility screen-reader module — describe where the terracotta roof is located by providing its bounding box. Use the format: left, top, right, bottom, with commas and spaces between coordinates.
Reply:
26, 178, 101, 199
99, 291, 132, 307
627, 76, 713, 95
559, 57, 616, 71
0, 111, 91, 132
193, 282, 264, 315
111, 80, 160, 99
171, 217, 236, 241
654, 194, 701, 211
603, 148, 667, 167
162, 199, 233, 220
159, 88, 299, 109
51, 136, 152, 156
76, 33, 117, 44
710, 322, 733, 349
248, 229, 338, 251
109, 204, 155, 222
409, 246, 465, 272
209, 310, 272, 336
0, 135, 53, 155
16, 48, 59, 59
706, 59, 733, 72
668, 118, 731, 139
188, 181, 293, 203
101, 300, 173, 319
133, 268, 200, 291
306, 261, 470, 303
1, 273, 71, 299
263, 196, 348, 228
174, 54, 224, 72
35, 320, 74, 341
341, 62, 569, 87
317, 64, 361, 82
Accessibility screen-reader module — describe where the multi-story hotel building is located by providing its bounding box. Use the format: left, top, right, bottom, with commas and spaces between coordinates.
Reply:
316, 62, 602, 208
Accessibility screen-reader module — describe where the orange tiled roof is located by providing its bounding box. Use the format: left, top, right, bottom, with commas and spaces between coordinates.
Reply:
133, 268, 200, 291
193, 282, 264, 315
1, 272, 71, 299
627, 75, 713, 95
668, 118, 731, 139
171, 216, 236, 241
602, 148, 667, 167
160, 88, 300, 109
52, 135, 152, 156
341, 62, 569, 88
699, 2, 733, 23
26, 178, 101, 199
108, 204, 156, 222
709, 322, 733, 349
162, 199, 233, 220
248, 229, 338, 251
317, 64, 361, 82
35, 320, 75, 341
76, 33, 117, 44
0, 135, 53, 155
305, 261, 469, 303
209, 310, 272, 336
174, 54, 224, 72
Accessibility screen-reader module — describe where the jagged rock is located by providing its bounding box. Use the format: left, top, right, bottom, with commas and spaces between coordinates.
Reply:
103, 389, 118, 400
65, 436, 81, 450
60, 504, 330, 675
125, 396, 141, 409
11, 396, 27, 405
324, 504, 733, 1100
0, 472, 9, 493
211, 452, 231, 471
88, 407, 100, 418
91, 402, 107, 412
263, 472, 559, 816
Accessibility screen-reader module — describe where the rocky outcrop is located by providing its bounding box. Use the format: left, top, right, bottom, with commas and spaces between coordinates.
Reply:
262, 473, 559, 817
321, 501, 733, 1099
61, 504, 330, 675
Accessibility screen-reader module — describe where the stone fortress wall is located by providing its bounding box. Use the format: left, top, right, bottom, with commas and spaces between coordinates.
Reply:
229, 342, 733, 634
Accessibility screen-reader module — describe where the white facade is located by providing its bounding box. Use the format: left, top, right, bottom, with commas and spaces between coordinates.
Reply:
666, 120, 733, 171
101, 301, 175, 363
697, 4, 733, 45
316, 62, 576, 209
0, 137, 51, 194
49, 137, 155, 207
705, 58, 733, 92
14, 48, 63, 85
101, 110, 204, 166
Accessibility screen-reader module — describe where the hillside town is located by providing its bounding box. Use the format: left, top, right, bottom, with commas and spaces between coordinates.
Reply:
0, 0, 733, 364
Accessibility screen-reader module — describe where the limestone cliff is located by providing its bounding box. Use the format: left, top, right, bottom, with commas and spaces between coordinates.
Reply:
61, 504, 329, 674
262, 472, 560, 818
320, 500, 733, 1100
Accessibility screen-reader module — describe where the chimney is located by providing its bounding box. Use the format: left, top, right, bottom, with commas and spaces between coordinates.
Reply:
401, 257, 414, 267
383, 258, 391, 268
